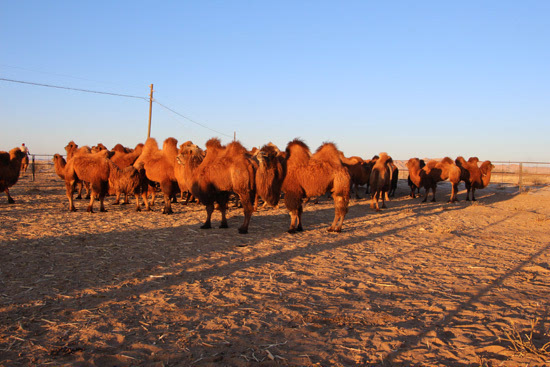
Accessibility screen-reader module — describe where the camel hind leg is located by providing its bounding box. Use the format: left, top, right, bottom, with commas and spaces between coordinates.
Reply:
4, 188, 15, 204
237, 192, 254, 234
328, 194, 348, 232
201, 202, 214, 229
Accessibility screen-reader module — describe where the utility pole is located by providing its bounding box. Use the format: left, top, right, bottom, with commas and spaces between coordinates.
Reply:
147, 84, 154, 138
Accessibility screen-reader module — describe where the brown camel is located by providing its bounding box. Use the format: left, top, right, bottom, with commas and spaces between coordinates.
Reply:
133, 137, 179, 214
254, 143, 286, 211
108, 162, 149, 211
0, 148, 27, 203
339, 154, 370, 199
176, 138, 256, 234
369, 153, 392, 211
64, 150, 111, 212
109, 143, 151, 206
282, 139, 350, 233
407, 157, 461, 203
387, 158, 399, 198
174, 141, 200, 205
408, 159, 425, 198
455, 156, 494, 201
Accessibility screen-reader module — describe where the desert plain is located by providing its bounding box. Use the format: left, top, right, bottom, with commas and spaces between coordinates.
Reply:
1, 168, 549, 366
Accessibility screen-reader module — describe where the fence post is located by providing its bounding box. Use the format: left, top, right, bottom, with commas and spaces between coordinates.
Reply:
518, 162, 523, 191
31, 154, 36, 182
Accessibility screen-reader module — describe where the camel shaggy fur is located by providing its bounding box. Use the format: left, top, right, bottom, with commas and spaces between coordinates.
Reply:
369, 153, 392, 211
133, 137, 179, 214
176, 138, 256, 234
455, 156, 494, 201
387, 158, 399, 198
282, 139, 350, 233
407, 157, 461, 203
0, 148, 27, 203
254, 143, 285, 211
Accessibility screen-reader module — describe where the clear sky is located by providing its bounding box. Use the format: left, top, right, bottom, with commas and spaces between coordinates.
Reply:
1, 1, 549, 161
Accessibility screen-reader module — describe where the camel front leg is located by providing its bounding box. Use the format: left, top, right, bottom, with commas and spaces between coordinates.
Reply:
3, 188, 14, 204
201, 203, 214, 229
238, 194, 253, 234
87, 191, 96, 213
66, 181, 77, 211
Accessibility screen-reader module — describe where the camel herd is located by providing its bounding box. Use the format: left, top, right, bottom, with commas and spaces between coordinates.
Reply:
0, 138, 494, 234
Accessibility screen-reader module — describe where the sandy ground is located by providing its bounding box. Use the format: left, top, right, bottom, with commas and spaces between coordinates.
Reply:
1, 169, 549, 367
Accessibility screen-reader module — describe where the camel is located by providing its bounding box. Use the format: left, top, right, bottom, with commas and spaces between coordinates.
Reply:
407, 157, 461, 203
387, 158, 399, 198
369, 153, 392, 211
455, 156, 494, 201
133, 137, 179, 214
254, 143, 285, 211
109, 143, 151, 206
0, 148, 27, 203
408, 159, 425, 198
174, 141, 200, 205
176, 138, 256, 234
339, 154, 370, 199
108, 162, 149, 211
282, 139, 350, 233
64, 150, 112, 212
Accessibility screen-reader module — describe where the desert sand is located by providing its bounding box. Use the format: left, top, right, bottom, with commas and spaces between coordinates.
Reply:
1, 169, 549, 366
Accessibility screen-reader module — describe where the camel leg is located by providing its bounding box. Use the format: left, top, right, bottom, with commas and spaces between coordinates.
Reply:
472, 188, 477, 201
238, 193, 253, 234
113, 192, 121, 205
201, 203, 214, 229
253, 191, 259, 212
123, 193, 130, 205
162, 193, 173, 214
134, 193, 141, 212
66, 180, 77, 211
84, 182, 91, 200
328, 194, 348, 232
87, 191, 96, 213
4, 189, 15, 204
431, 185, 437, 202
354, 184, 362, 199
381, 191, 387, 208
141, 190, 150, 211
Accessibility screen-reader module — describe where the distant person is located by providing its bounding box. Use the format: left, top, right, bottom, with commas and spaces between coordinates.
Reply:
20, 143, 29, 155
20, 143, 30, 174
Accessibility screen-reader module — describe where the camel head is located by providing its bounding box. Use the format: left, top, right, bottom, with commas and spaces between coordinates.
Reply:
176, 142, 203, 167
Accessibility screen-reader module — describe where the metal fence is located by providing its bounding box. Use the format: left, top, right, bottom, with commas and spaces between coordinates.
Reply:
25, 154, 550, 191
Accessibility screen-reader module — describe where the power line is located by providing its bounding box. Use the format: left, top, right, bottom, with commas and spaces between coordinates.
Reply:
0, 77, 148, 100
1, 76, 234, 139
154, 99, 233, 138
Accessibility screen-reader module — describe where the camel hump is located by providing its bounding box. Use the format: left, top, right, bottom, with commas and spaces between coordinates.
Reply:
286, 139, 310, 153
205, 138, 224, 151
226, 141, 248, 156
0, 151, 10, 166
163, 137, 178, 150
468, 157, 480, 164
441, 157, 454, 165
112, 144, 127, 153
455, 156, 467, 166
313, 142, 343, 165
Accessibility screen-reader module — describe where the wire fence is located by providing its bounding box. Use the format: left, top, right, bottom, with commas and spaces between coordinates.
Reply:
24, 154, 550, 192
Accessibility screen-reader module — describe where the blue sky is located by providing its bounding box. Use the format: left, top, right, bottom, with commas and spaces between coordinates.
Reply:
1, 1, 549, 161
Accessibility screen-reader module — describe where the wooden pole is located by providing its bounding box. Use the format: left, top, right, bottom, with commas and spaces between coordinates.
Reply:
234, 131, 236, 141
147, 84, 154, 138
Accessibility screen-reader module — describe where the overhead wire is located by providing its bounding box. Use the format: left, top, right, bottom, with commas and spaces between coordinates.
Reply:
1, 76, 234, 138
153, 99, 233, 138
0, 77, 148, 100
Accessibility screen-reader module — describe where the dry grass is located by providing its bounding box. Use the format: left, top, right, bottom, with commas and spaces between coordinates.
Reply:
503, 318, 550, 362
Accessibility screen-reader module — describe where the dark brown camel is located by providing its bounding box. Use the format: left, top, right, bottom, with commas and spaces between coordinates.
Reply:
0, 148, 27, 203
